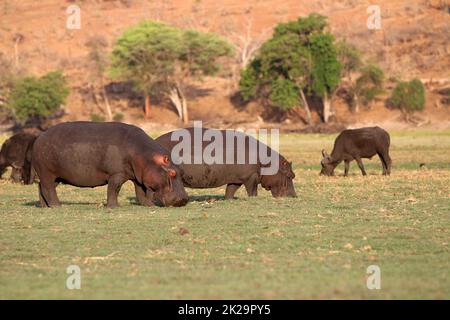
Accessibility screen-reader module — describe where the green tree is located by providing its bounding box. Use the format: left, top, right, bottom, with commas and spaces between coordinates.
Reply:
110, 21, 180, 118
7, 71, 69, 123
110, 21, 233, 123
239, 14, 341, 123
168, 29, 233, 123
309, 33, 341, 122
390, 78, 425, 120
269, 78, 300, 110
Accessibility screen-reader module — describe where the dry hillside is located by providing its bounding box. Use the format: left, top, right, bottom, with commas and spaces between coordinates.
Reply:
0, 0, 449, 131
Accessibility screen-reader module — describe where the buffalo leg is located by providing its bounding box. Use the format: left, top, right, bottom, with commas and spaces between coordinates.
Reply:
244, 174, 259, 197
355, 158, 367, 176
133, 181, 154, 207
385, 153, 392, 175
379, 151, 392, 176
344, 160, 350, 177
39, 180, 60, 207
378, 152, 387, 175
106, 174, 127, 208
225, 183, 242, 199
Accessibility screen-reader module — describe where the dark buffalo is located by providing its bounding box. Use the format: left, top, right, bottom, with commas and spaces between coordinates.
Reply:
0, 133, 37, 184
156, 127, 296, 199
32, 122, 188, 208
320, 126, 391, 176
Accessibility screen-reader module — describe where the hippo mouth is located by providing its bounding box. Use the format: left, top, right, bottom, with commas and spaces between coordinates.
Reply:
269, 185, 297, 198
152, 197, 188, 207
152, 190, 189, 207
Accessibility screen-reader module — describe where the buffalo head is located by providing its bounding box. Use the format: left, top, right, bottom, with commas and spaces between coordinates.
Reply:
320, 149, 336, 176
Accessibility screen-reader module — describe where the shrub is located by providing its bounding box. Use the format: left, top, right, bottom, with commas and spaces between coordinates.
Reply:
90, 113, 106, 122
390, 78, 425, 115
354, 64, 385, 107
7, 71, 69, 123
113, 112, 124, 122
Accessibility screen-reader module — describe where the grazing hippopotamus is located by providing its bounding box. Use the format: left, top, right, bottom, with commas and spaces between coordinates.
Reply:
0, 132, 37, 184
32, 122, 188, 208
320, 126, 392, 176
155, 127, 296, 199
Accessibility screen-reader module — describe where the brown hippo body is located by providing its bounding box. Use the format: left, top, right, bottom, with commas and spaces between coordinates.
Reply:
156, 128, 296, 199
32, 122, 188, 208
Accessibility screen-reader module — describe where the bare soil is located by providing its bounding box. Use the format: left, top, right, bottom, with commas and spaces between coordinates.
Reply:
1, 0, 449, 131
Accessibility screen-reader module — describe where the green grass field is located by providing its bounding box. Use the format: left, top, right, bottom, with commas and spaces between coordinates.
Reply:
0, 130, 449, 299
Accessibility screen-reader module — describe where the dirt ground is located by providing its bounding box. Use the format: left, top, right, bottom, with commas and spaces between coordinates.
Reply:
1, 0, 449, 132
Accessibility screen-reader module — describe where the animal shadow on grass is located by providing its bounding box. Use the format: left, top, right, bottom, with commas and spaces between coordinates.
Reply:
23, 201, 98, 207
126, 195, 226, 205
334, 172, 387, 177
127, 197, 140, 206
189, 195, 226, 202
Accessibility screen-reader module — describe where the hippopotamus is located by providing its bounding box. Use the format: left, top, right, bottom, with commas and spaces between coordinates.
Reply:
32, 122, 188, 208
0, 132, 37, 184
320, 126, 392, 176
155, 127, 296, 199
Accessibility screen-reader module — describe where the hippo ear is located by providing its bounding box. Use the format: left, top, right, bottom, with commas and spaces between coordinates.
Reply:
322, 149, 330, 159
153, 154, 170, 166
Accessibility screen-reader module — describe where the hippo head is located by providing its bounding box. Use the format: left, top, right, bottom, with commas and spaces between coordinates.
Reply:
140, 154, 189, 207
320, 150, 336, 176
261, 158, 297, 198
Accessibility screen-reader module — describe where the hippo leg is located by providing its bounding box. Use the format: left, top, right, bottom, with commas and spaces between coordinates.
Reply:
344, 160, 350, 177
22, 156, 34, 185
225, 183, 242, 200
244, 174, 259, 197
39, 180, 61, 208
133, 181, 154, 207
27, 167, 36, 185
106, 174, 127, 208
0, 163, 6, 178
38, 184, 47, 207
355, 158, 367, 176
